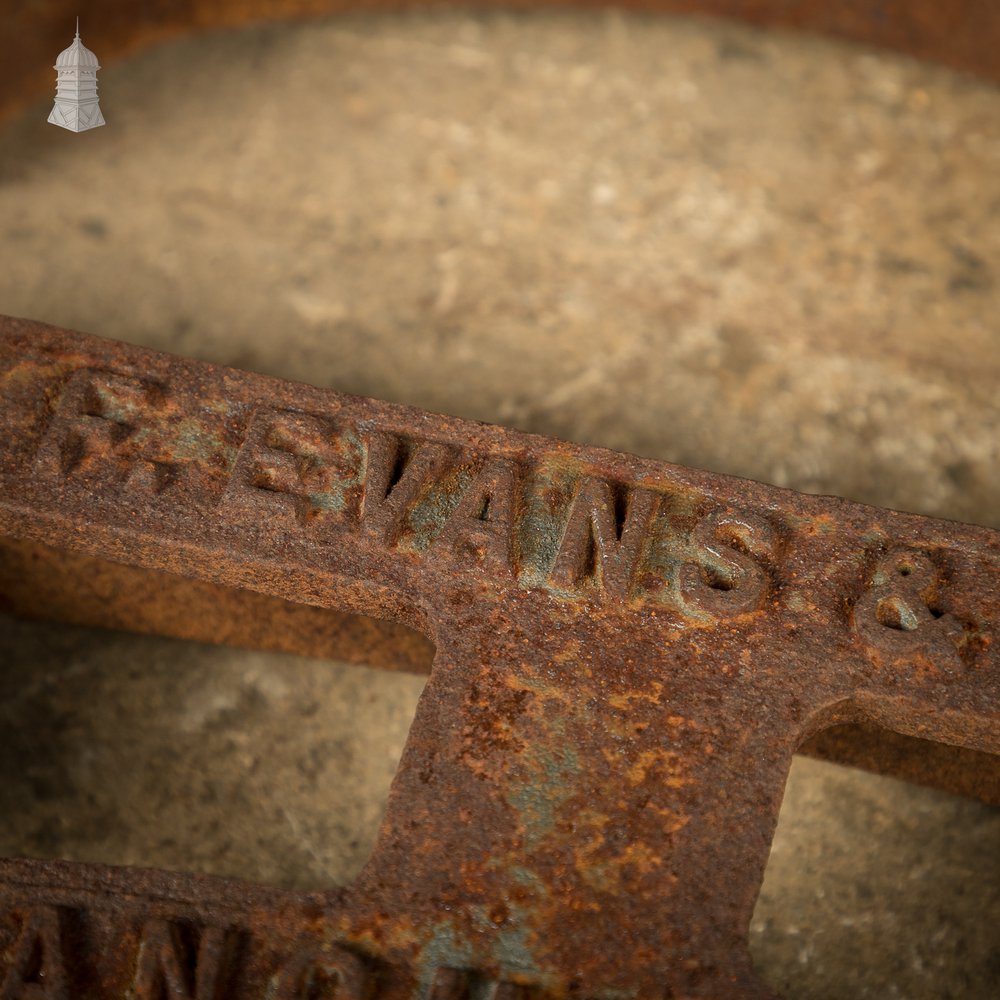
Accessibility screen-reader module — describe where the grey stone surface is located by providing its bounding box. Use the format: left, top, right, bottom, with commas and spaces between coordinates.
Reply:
0, 10, 997, 998
0, 615, 425, 889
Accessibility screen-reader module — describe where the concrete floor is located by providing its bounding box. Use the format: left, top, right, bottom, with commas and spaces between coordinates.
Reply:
0, 10, 997, 998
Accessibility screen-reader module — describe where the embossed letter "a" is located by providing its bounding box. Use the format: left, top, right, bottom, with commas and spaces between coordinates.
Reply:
0, 907, 68, 1000
431, 458, 519, 573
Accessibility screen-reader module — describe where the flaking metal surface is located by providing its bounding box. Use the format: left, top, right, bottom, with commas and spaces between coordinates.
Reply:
0, 316, 996, 997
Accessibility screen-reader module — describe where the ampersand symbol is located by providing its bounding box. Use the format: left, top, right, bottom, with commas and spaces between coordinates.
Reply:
854, 547, 965, 667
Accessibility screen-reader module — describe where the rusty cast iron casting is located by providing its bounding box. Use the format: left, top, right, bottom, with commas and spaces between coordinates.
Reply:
2, 0, 1000, 996
0, 316, 996, 998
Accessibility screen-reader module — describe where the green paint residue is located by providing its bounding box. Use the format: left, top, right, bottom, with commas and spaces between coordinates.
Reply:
413, 910, 550, 997
91, 382, 143, 425
516, 459, 713, 616
507, 865, 550, 897
518, 461, 577, 587
786, 591, 809, 614
300, 423, 365, 517
607, 497, 725, 623
490, 915, 538, 976
414, 921, 475, 1000
334, 424, 366, 489
641, 505, 693, 615
170, 417, 234, 466
505, 738, 581, 851
129, 425, 155, 447
861, 528, 889, 548
309, 490, 345, 513
406, 463, 477, 553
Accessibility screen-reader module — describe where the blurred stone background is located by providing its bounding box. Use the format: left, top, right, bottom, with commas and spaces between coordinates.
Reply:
0, 10, 997, 998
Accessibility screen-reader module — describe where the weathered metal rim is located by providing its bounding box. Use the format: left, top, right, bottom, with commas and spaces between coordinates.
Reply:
2, 0, 999, 126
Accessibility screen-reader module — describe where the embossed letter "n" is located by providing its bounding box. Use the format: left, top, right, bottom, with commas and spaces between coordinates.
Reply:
550, 477, 657, 600
128, 919, 235, 1000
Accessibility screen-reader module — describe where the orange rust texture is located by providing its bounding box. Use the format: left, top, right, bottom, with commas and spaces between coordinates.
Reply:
1, 536, 998, 804
2, 0, 1000, 125
0, 535, 435, 674
0, 316, 996, 997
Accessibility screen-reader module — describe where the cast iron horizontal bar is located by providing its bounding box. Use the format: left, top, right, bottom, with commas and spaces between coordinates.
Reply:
0, 315, 996, 998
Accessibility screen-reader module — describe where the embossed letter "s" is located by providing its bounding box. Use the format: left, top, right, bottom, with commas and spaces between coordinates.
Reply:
680, 510, 776, 616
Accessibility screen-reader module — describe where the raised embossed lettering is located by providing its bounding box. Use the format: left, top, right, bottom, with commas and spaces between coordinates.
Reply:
0, 906, 68, 1000
35, 369, 172, 490
854, 547, 968, 667
128, 919, 235, 1000
431, 458, 519, 572
214, 401, 805, 612
272, 944, 370, 999
360, 430, 452, 545
549, 477, 657, 599
679, 510, 776, 615
224, 408, 349, 527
